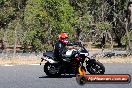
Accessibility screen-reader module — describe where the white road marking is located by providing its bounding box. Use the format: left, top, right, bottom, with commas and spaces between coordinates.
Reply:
2, 64, 14, 66
0, 64, 41, 66
28, 64, 40, 65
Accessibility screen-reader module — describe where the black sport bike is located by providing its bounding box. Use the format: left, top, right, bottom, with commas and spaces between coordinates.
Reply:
40, 42, 105, 77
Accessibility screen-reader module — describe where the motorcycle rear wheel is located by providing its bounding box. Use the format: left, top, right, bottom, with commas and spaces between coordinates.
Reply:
44, 62, 61, 77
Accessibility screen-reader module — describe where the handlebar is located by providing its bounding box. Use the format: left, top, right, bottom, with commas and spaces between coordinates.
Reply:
67, 42, 83, 47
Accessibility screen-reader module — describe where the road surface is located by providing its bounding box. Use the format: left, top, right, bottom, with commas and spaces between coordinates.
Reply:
0, 63, 131, 88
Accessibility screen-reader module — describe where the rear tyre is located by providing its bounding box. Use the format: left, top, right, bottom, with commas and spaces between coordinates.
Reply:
44, 62, 61, 77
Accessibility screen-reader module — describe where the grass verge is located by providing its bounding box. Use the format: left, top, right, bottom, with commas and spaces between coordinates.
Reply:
0, 56, 132, 65
97, 56, 132, 63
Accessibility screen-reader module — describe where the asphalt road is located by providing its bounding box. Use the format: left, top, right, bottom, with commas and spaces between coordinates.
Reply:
0, 63, 132, 88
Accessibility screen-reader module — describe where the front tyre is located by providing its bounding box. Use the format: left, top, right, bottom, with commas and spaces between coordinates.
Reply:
44, 62, 61, 77
86, 61, 105, 74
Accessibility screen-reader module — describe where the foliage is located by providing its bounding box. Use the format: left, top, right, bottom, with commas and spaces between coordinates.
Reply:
43, 0, 77, 39
0, 0, 131, 52
96, 22, 112, 31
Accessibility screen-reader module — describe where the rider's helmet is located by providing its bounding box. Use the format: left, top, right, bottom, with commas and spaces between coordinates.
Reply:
59, 32, 69, 44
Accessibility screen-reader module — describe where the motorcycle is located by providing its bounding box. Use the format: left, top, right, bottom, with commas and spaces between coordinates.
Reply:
40, 42, 105, 77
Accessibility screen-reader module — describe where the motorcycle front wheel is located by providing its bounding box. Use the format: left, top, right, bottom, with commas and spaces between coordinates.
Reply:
44, 62, 61, 77
86, 61, 105, 74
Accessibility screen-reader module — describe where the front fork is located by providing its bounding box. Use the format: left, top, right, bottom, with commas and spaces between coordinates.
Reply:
76, 61, 86, 75
77, 66, 86, 76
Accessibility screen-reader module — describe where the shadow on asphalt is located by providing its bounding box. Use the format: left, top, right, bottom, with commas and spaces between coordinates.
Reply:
39, 74, 76, 78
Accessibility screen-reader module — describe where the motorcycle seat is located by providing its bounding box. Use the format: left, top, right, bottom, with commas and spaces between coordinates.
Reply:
43, 51, 54, 58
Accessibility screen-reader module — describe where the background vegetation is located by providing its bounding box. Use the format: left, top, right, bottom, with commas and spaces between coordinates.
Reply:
0, 0, 131, 53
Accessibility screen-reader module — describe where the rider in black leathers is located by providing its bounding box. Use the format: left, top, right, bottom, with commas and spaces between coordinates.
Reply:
54, 32, 69, 62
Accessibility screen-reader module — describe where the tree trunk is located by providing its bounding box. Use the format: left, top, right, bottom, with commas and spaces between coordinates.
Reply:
13, 20, 21, 56
107, 31, 113, 51
128, 1, 132, 24
2, 31, 8, 53
126, 1, 132, 51
13, 29, 17, 56
125, 20, 131, 50
101, 0, 104, 21
117, 38, 122, 47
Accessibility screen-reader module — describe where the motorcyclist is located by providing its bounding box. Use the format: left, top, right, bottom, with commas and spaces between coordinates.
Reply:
54, 32, 69, 62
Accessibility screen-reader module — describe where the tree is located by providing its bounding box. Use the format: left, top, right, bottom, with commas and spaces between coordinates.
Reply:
43, 0, 76, 38
0, 0, 131, 53
125, 1, 132, 51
